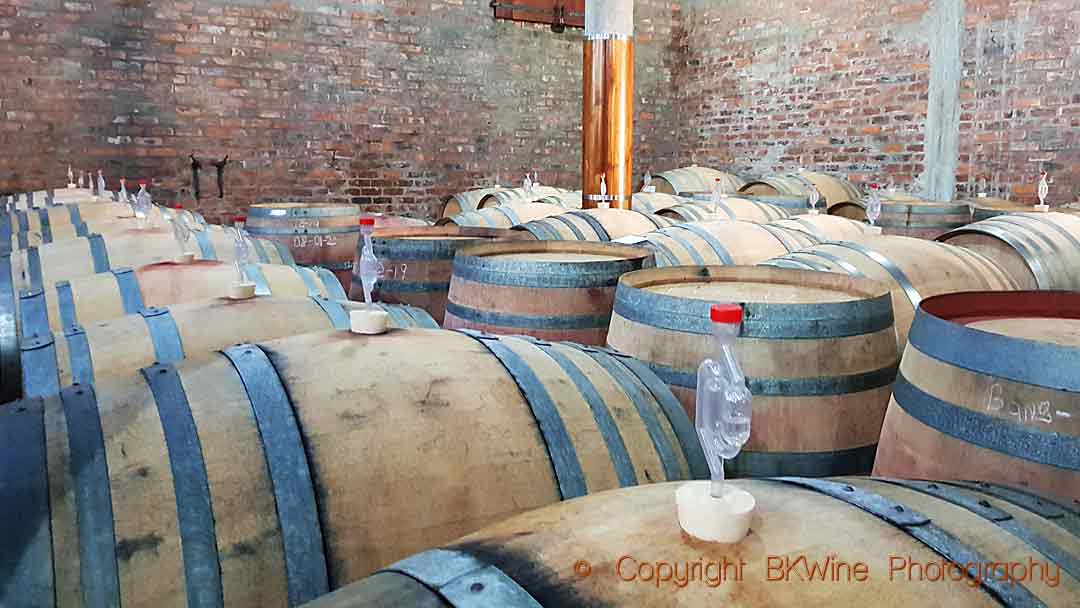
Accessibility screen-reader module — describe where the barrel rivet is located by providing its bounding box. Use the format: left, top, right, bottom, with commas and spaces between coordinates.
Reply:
158, 368, 168, 375
927, 483, 939, 489
469, 582, 484, 593
977, 499, 991, 508
893, 505, 905, 513
843, 485, 854, 492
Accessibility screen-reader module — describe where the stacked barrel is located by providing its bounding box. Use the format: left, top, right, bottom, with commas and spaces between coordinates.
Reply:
4, 167, 1079, 608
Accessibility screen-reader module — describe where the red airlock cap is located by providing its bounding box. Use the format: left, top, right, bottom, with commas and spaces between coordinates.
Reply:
710, 303, 743, 324
359, 217, 376, 226
232, 215, 246, 223
172, 204, 183, 209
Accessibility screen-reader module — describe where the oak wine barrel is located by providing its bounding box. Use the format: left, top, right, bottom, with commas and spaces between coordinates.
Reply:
964, 197, 1034, 222
830, 199, 971, 240
247, 203, 363, 292
478, 186, 568, 208
607, 266, 900, 476
761, 236, 1020, 347
649, 166, 745, 195
937, 212, 1080, 291
739, 193, 813, 214
19, 296, 436, 398
655, 197, 789, 223
769, 214, 879, 241
535, 191, 583, 208
875, 291, 1080, 502
629, 192, 691, 213
444, 241, 650, 345
0, 328, 703, 606
317, 477, 1079, 607
740, 171, 861, 208
435, 203, 568, 229
441, 187, 504, 217
635, 220, 818, 268
3, 203, 206, 249
354, 227, 533, 324
514, 209, 679, 242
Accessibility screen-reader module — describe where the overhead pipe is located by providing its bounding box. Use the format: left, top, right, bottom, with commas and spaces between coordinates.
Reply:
582, 0, 634, 210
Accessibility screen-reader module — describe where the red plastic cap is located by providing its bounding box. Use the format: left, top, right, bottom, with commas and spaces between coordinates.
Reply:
232, 215, 246, 223
869, 183, 879, 189
359, 217, 376, 226
139, 180, 147, 186
172, 204, 183, 209
710, 303, 743, 324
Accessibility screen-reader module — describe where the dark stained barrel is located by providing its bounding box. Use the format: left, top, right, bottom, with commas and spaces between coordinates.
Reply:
444, 241, 650, 345
607, 266, 900, 477
247, 203, 362, 291
353, 227, 533, 324
875, 291, 1080, 502
0, 328, 703, 606
311, 477, 1079, 607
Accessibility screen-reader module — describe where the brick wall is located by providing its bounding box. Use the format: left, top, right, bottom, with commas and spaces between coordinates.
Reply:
0, 0, 682, 220
674, 0, 1079, 204
3, 1, 1076, 215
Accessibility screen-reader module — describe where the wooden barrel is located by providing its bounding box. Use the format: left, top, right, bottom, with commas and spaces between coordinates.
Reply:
515, 209, 679, 242
607, 266, 899, 476
319, 477, 1080, 607
739, 193, 813, 214
876, 291, 1080, 501
871, 200, 972, 239
478, 186, 568, 208
650, 166, 745, 195
963, 197, 1035, 222
18, 296, 437, 398
770, 214, 879, 241
435, 203, 568, 228
3, 203, 205, 247
441, 187, 504, 217
354, 227, 532, 324
638, 221, 818, 268
655, 197, 789, 223
247, 203, 362, 291
740, 171, 862, 208
937, 212, 1080, 291
535, 191, 583, 208
444, 241, 650, 345
760, 236, 1020, 347
630, 192, 691, 213
0, 328, 704, 606
5, 226, 292, 297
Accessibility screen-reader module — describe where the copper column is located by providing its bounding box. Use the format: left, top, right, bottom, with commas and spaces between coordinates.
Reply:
582, 2, 634, 210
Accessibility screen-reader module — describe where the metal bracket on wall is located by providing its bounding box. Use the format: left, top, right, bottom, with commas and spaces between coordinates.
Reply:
490, 1, 585, 30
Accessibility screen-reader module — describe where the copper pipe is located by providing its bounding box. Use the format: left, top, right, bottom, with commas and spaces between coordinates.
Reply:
582, 39, 634, 210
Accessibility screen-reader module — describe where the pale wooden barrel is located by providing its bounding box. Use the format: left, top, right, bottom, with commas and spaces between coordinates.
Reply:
353, 227, 532, 324
18, 296, 436, 398
444, 241, 650, 345
937, 212, 1080, 291
630, 192, 691, 213
6, 226, 292, 299
317, 478, 1079, 607
968, 198, 1035, 222
876, 291, 1080, 501
639, 221, 818, 268
2, 203, 205, 249
435, 203, 568, 228
739, 193, 813, 214
760, 236, 1020, 347
478, 186, 568, 208
656, 197, 789, 223
650, 166, 745, 195
514, 209, 679, 242
535, 191, 583, 208
740, 171, 862, 208
769, 214, 878, 241
0, 328, 704, 606
441, 187, 504, 217
607, 266, 899, 476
